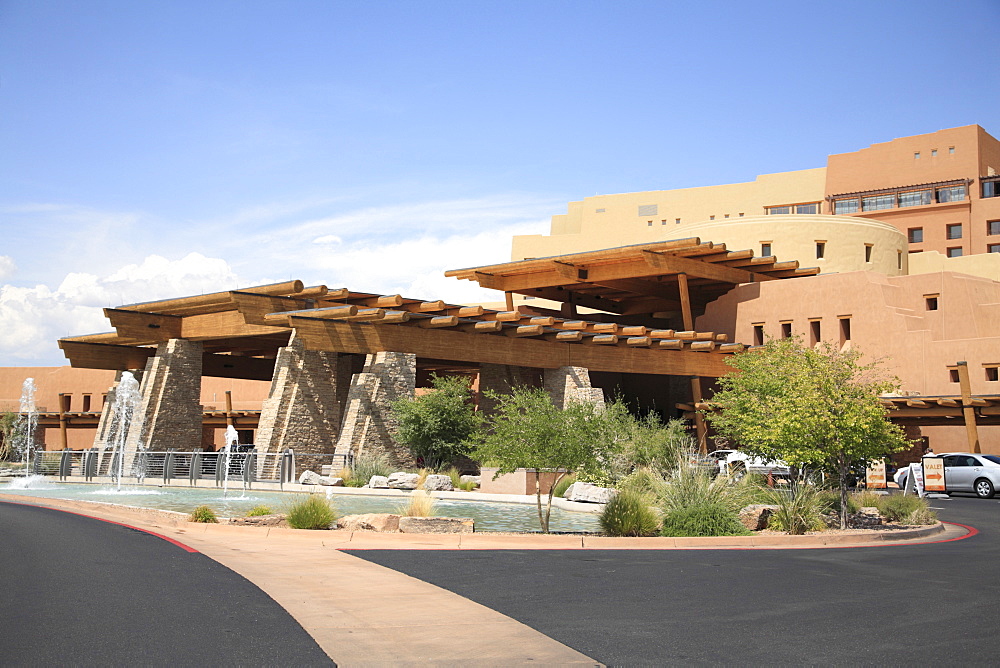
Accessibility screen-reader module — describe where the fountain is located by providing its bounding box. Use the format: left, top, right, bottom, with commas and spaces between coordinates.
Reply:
222, 425, 241, 497
105, 372, 145, 492
13, 378, 38, 476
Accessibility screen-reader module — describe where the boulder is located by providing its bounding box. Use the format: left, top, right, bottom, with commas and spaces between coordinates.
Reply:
367, 475, 390, 488
387, 472, 420, 490
848, 507, 883, 529
739, 504, 779, 531
422, 474, 454, 491
399, 516, 474, 534
564, 481, 616, 504
298, 470, 343, 486
337, 513, 401, 532
228, 514, 288, 527
459, 475, 480, 488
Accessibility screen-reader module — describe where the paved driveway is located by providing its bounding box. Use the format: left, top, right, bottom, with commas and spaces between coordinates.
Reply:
349, 496, 998, 665
0, 501, 332, 666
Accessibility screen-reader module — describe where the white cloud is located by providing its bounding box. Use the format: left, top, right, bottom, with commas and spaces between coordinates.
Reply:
0, 256, 16, 280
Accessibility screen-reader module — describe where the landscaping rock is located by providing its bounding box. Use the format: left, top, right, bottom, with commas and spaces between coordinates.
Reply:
849, 507, 883, 529
228, 514, 287, 527
367, 475, 390, 488
563, 481, 616, 504
387, 472, 420, 490
298, 470, 343, 486
422, 474, 454, 491
739, 504, 779, 531
337, 513, 401, 532
459, 475, 480, 488
399, 516, 474, 533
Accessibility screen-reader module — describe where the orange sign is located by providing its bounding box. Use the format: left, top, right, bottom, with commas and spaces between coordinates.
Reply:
922, 457, 946, 492
865, 461, 887, 489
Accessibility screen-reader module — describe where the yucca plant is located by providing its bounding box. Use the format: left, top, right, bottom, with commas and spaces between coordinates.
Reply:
599, 489, 661, 537
761, 479, 832, 535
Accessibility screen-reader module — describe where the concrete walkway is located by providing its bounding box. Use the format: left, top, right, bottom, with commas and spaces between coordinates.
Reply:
0, 493, 961, 666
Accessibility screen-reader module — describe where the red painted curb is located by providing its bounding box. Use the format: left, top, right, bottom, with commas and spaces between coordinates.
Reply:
0, 499, 200, 553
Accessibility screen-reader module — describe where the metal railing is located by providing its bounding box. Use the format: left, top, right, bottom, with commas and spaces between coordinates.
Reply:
33, 448, 353, 489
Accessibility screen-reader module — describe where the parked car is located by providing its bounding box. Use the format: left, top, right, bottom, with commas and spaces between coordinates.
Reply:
896, 453, 1000, 498
697, 449, 792, 478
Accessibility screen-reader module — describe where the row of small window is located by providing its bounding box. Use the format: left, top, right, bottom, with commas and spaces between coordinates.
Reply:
760, 242, 877, 263
752, 317, 852, 347
765, 203, 820, 215
914, 147, 955, 159
949, 365, 1000, 383
834, 186, 966, 214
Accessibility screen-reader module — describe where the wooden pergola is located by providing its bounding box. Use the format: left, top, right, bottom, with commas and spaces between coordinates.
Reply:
58, 278, 740, 381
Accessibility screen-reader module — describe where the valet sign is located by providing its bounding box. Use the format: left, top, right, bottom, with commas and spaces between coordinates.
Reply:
865, 460, 887, 489
922, 457, 946, 492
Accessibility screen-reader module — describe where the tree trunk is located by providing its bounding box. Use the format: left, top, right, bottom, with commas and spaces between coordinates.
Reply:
838, 452, 849, 530
534, 471, 548, 533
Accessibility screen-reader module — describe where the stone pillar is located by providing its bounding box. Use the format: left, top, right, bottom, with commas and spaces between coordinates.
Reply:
477, 363, 542, 414
543, 366, 606, 409
255, 332, 347, 458
123, 339, 203, 465
333, 352, 416, 468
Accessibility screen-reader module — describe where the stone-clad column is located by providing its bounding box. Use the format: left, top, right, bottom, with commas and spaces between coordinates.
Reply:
477, 363, 542, 414
123, 339, 203, 465
333, 352, 417, 468
255, 331, 346, 458
543, 366, 605, 409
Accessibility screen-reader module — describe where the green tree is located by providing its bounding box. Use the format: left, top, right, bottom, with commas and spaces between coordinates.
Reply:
391, 375, 480, 469
0, 412, 17, 461
472, 387, 618, 533
704, 337, 909, 529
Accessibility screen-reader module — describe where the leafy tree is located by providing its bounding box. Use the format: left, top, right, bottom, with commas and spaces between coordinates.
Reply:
704, 337, 909, 529
0, 412, 17, 461
472, 386, 618, 533
392, 375, 481, 470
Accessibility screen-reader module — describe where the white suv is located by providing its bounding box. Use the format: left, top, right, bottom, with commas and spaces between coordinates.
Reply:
705, 449, 792, 477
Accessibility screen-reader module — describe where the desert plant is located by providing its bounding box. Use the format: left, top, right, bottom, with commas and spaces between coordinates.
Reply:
553, 473, 577, 498
661, 452, 757, 516
400, 490, 435, 517
617, 468, 668, 502
660, 502, 750, 537
246, 505, 273, 517
286, 495, 336, 529
190, 505, 219, 523
444, 466, 463, 487
761, 480, 832, 535
392, 374, 481, 469
818, 489, 860, 516
415, 467, 431, 489
851, 489, 884, 509
599, 489, 661, 537
349, 452, 394, 486
878, 494, 936, 524
457, 479, 477, 491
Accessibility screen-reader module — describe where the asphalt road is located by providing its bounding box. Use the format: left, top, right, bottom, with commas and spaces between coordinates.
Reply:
349, 495, 1000, 666
0, 501, 333, 667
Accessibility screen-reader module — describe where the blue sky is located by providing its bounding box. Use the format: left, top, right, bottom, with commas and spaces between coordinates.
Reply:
1, 0, 998, 365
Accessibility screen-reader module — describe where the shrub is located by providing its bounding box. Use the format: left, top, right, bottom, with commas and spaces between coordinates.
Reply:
661, 452, 757, 515
852, 489, 884, 509
286, 495, 336, 529
190, 505, 219, 523
660, 502, 750, 537
878, 494, 936, 524
553, 473, 577, 498
600, 489, 661, 537
457, 479, 477, 492
761, 480, 832, 535
246, 505, 273, 517
349, 452, 393, 486
818, 489, 860, 516
392, 374, 480, 469
400, 490, 435, 517
444, 466, 462, 487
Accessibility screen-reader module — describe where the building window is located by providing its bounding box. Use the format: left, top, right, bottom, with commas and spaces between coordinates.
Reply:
839, 317, 851, 347
988, 220, 1000, 236
795, 203, 819, 214
925, 294, 939, 311
947, 247, 963, 258
949, 368, 960, 383
761, 243, 772, 257
647, 221, 653, 227
897, 250, 903, 269
724, 214, 729, 218
985, 366, 999, 382
780, 322, 792, 339
596, 208, 606, 213
675, 218, 681, 224
752, 324, 764, 347
834, 198, 859, 214
766, 206, 791, 215
949, 147, 955, 154
947, 223, 963, 240
862, 194, 894, 211
809, 320, 821, 347
709, 215, 715, 220
638, 204, 658, 216
815, 242, 826, 259
865, 244, 873, 263
937, 185, 966, 202
982, 181, 1000, 198
898, 190, 932, 207
989, 243, 1000, 254
908, 227, 923, 243
661, 220, 667, 225
931, 149, 938, 157
738, 212, 744, 217
914, 152, 921, 159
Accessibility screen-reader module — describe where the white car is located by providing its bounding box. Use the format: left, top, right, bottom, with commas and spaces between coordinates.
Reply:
895, 453, 1000, 498
705, 449, 792, 477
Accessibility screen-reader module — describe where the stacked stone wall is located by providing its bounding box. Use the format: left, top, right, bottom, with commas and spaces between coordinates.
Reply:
543, 366, 606, 409
477, 363, 542, 414
334, 352, 416, 468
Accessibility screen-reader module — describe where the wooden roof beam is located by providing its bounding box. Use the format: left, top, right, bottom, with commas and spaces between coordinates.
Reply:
117, 280, 304, 314
104, 309, 183, 340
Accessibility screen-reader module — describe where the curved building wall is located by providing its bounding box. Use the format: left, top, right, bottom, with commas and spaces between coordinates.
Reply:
678, 215, 908, 276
